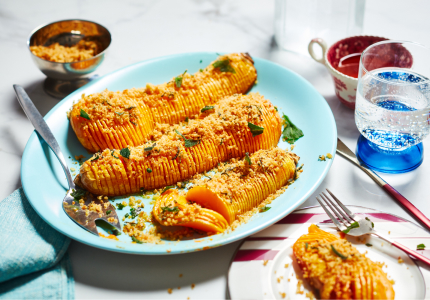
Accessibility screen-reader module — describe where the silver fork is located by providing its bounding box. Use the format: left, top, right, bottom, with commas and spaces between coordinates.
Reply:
317, 189, 430, 267
14, 85, 121, 236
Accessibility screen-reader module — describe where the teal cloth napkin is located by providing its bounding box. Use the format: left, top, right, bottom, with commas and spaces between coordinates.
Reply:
0, 188, 74, 299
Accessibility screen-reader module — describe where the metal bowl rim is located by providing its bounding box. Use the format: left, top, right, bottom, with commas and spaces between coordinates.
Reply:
27, 18, 112, 65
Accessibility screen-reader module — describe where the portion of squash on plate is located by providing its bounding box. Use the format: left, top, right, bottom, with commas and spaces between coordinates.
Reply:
293, 224, 395, 300
75, 93, 282, 196
152, 147, 299, 233
69, 53, 257, 152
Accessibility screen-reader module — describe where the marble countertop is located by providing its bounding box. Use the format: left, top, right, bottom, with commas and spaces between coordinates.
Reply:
2, 0, 430, 298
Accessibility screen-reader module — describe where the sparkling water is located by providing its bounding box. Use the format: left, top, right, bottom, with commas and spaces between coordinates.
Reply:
355, 68, 430, 150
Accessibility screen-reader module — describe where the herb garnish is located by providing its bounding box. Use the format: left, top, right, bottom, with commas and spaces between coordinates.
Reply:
111, 150, 119, 159
245, 152, 252, 165
331, 245, 348, 260
106, 210, 112, 215
282, 114, 304, 143
116, 203, 125, 210
130, 207, 140, 219
147, 168, 152, 173
175, 129, 200, 148
248, 122, 264, 137
162, 185, 175, 194
131, 236, 143, 244
212, 59, 236, 73
201, 106, 215, 113
259, 206, 271, 212
144, 143, 156, 152
365, 243, 373, 247
120, 147, 131, 159
175, 70, 187, 88
115, 112, 125, 116
342, 221, 360, 234
172, 146, 180, 160
124, 213, 130, 218
71, 189, 86, 200
90, 154, 101, 162
365, 217, 374, 228
305, 242, 308, 250
185, 117, 189, 122
126, 106, 136, 110
161, 206, 180, 213
80, 109, 91, 120
417, 243, 426, 250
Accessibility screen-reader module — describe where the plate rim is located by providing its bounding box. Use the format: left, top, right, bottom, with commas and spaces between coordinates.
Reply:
227, 204, 427, 299
21, 52, 337, 255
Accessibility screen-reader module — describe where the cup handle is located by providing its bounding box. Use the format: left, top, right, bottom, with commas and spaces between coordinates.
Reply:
308, 38, 328, 65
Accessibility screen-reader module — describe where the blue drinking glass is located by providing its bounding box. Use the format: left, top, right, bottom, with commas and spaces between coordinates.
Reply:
355, 40, 430, 173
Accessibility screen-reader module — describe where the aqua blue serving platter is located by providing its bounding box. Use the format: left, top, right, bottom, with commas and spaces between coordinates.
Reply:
21, 52, 337, 255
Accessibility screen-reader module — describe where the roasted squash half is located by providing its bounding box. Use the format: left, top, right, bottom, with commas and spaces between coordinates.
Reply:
69, 53, 257, 152
75, 93, 282, 196
152, 147, 298, 233
293, 225, 395, 300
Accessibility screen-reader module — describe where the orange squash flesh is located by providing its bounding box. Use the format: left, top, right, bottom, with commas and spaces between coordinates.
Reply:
293, 225, 395, 300
152, 148, 298, 232
69, 53, 257, 152
76, 93, 282, 196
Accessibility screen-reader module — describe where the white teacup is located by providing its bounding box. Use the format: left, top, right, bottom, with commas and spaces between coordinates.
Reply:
308, 35, 388, 109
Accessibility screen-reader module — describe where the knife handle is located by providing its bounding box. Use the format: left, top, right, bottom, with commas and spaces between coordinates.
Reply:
382, 184, 430, 230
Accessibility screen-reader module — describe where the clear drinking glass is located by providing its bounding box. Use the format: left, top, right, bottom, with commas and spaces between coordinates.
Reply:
355, 40, 430, 173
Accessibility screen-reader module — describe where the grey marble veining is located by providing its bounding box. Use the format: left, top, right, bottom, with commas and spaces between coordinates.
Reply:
2, 0, 430, 298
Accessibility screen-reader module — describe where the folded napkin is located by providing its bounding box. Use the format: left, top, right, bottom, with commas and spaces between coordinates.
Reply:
0, 188, 74, 299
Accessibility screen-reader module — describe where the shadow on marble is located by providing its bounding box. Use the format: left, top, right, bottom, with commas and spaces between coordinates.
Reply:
69, 240, 241, 293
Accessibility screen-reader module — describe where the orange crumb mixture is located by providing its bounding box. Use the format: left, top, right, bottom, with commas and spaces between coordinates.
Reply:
30, 40, 98, 63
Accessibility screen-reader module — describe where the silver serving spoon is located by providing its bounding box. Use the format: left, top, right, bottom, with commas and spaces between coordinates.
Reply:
13, 84, 121, 236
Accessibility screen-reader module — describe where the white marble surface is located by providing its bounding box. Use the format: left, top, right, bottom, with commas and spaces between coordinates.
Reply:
2, 0, 430, 299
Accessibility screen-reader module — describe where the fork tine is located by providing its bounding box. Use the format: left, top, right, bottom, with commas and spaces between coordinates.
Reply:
322, 192, 355, 223
316, 196, 344, 230
326, 189, 356, 219
319, 193, 350, 227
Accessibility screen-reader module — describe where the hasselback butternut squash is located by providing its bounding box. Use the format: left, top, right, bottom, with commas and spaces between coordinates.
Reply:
75, 93, 282, 196
293, 224, 395, 300
69, 53, 257, 152
153, 147, 298, 232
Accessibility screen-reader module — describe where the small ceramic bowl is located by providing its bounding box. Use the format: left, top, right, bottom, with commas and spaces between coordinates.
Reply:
308, 35, 388, 109
28, 19, 111, 98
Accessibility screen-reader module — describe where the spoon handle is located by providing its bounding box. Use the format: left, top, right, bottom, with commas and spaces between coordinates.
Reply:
13, 84, 75, 189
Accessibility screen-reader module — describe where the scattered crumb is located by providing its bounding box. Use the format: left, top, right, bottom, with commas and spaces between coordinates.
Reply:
263, 260, 269, 266
306, 291, 315, 300
167, 288, 173, 294
191, 284, 195, 289
296, 279, 304, 295
277, 276, 283, 283
178, 287, 181, 290
389, 279, 395, 285
274, 271, 277, 274
326, 153, 332, 159
167, 249, 172, 253
388, 231, 390, 234
279, 292, 286, 299
398, 257, 404, 264
318, 155, 326, 161
179, 274, 183, 277
284, 263, 289, 268
288, 278, 290, 282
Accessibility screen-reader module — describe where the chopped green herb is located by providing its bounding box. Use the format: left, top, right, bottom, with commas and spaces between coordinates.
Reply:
248, 122, 264, 137
305, 242, 309, 250
199, 69, 203, 72
201, 106, 215, 113
115, 111, 125, 116
342, 221, 360, 234
259, 206, 271, 212
106, 210, 112, 215
126, 106, 136, 110
71, 189, 86, 200
274, 106, 278, 112
220, 138, 224, 145
331, 245, 348, 260
131, 236, 143, 244
185, 117, 189, 122
245, 152, 252, 165
175, 70, 187, 88
161, 205, 180, 213
144, 143, 156, 152
111, 150, 119, 159
417, 243, 426, 250
365, 243, 373, 247
175, 129, 201, 148
162, 185, 175, 194
130, 207, 140, 219
120, 147, 131, 159
365, 217, 374, 228
90, 154, 100, 162
311, 246, 318, 250
80, 109, 91, 120
116, 203, 125, 210
124, 213, 130, 218
200, 60, 202, 63
147, 168, 152, 173
212, 59, 236, 73
282, 114, 304, 143
172, 146, 180, 160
